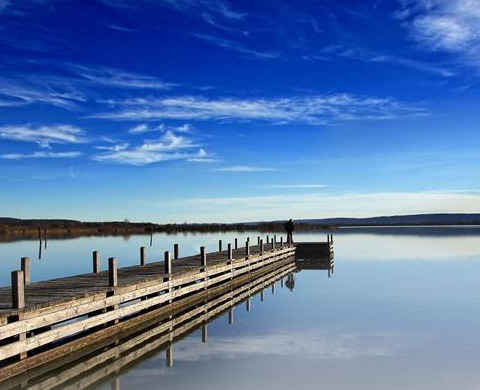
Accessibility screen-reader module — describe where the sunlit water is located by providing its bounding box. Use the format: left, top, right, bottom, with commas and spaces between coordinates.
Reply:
2, 227, 480, 389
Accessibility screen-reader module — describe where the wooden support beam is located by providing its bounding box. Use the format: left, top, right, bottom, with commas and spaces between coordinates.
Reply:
259, 239, 263, 255
109, 258, 118, 287
218, 240, 222, 253
228, 308, 234, 324
21, 257, 30, 285
245, 241, 250, 258
11, 270, 25, 309
227, 243, 232, 262
266, 235, 269, 244
140, 246, 146, 266
234, 238, 238, 250
93, 251, 100, 274
246, 297, 251, 312
202, 324, 208, 343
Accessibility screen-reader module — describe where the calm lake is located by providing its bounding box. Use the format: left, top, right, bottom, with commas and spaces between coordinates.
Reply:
2, 227, 480, 389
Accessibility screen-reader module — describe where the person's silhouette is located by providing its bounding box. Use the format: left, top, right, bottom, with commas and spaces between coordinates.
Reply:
284, 219, 294, 244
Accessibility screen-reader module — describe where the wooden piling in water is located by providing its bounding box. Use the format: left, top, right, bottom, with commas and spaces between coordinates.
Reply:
227, 243, 232, 262
259, 239, 263, 255
218, 240, 222, 252
21, 257, 30, 285
174, 244, 179, 260
108, 258, 118, 287
245, 240, 250, 257
202, 324, 208, 343
200, 246, 206, 268
140, 246, 146, 266
234, 238, 238, 249
11, 270, 25, 309
164, 251, 171, 276
93, 251, 100, 274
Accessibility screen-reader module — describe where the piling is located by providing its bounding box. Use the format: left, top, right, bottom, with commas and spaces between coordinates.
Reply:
245, 241, 250, 257
174, 244, 179, 260
202, 325, 208, 343
200, 246, 206, 268
11, 270, 25, 309
234, 238, 238, 250
93, 251, 100, 274
21, 257, 30, 285
164, 251, 171, 276
140, 246, 146, 266
259, 239, 263, 255
218, 240, 222, 252
108, 257, 118, 287
227, 243, 232, 262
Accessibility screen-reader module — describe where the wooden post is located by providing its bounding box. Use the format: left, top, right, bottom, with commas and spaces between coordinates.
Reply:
140, 246, 146, 265
247, 236, 250, 243
259, 239, 263, 254
200, 246, 206, 267
280, 237, 283, 246
266, 235, 269, 244
257, 236, 260, 246
261, 290, 265, 302
234, 238, 238, 249
174, 244, 179, 260
228, 308, 234, 324
202, 324, 208, 342
218, 239, 222, 252
164, 251, 171, 275
227, 243, 232, 262
272, 237, 275, 250
331, 234, 334, 244
108, 257, 118, 287
21, 257, 30, 285
111, 378, 120, 390
272, 284, 275, 294
246, 297, 251, 312
11, 270, 25, 309
93, 251, 100, 274
245, 240, 250, 258
274, 234, 277, 244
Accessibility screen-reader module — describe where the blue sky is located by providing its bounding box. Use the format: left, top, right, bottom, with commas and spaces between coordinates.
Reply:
1, 0, 480, 222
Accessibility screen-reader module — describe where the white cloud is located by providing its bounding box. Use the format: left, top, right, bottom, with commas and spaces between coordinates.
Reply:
214, 165, 276, 172
137, 191, 480, 222
67, 64, 175, 89
265, 184, 329, 189
0, 124, 87, 147
0, 77, 85, 109
193, 33, 281, 60
399, 0, 480, 69
92, 94, 425, 124
94, 130, 211, 166
1, 151, 82, 159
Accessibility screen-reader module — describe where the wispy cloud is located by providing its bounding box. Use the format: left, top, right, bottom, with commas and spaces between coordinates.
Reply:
94, 130, 211, 166
66, 64, 175, 89
91, 93, 426, 124
1, 151, 82, 159
265, 184, 329, 189
314, 45, 455, 77
398, 0, 480, 70
137, 191, 480, 222
161, 0, 246, 21
0, 124, 87, 147
0, 77, 85, 109
214, 165, 277, 172
193, 33, 281, 60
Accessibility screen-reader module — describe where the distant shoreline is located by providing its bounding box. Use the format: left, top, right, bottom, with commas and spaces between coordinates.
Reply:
1, 215, 480, 242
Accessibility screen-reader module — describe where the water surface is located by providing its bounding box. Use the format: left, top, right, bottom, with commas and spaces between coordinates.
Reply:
2, 227, 480, 389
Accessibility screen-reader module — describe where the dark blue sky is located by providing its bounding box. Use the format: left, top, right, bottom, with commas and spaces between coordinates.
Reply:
1, 0, 479, 222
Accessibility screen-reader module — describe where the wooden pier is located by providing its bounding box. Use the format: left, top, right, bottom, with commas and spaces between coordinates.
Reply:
0, 234, 333, 383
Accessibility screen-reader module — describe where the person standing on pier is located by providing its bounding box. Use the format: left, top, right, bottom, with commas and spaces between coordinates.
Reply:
285, 219, 294, 244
